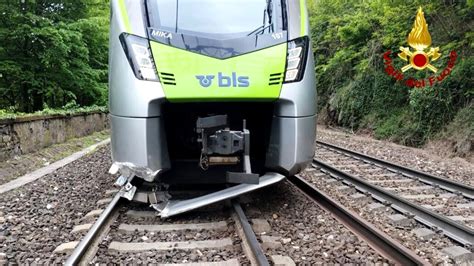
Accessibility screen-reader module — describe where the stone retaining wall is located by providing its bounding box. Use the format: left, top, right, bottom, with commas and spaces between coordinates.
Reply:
0, 112, 109, 161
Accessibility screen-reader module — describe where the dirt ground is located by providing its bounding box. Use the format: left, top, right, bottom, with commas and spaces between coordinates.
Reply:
0, 130, 109, 185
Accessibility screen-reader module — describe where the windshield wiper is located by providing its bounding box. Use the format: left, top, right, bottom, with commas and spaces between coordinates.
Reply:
247, 24, 272, 36
266, 0, 273, 30
247, 0, 274, 36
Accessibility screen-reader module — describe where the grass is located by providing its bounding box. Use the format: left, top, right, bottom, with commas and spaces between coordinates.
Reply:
0, 105, 107, 120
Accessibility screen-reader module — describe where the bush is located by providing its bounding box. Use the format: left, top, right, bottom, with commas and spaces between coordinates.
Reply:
311, 1, 473, 147
0, 104, 107, 120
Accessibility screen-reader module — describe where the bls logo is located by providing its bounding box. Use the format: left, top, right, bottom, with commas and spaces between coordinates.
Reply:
196, 72, 249, 88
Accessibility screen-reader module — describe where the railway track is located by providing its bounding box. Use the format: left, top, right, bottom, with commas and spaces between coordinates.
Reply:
62, 188, 271, 265
53, 140, 473, 264
316, 141, 474, 199
61, 179, 413, 265
287, 175, 427, 265
313, 141, 474, 246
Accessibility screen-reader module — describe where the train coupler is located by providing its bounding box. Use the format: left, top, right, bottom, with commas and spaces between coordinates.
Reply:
196, 115, 259, 184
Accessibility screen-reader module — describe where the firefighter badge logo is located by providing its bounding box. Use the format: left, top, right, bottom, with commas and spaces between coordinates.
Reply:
383, 7, 457, 88
398, 7, 441, 73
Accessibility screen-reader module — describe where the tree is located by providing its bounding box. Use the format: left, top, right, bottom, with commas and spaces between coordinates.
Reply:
0, 0, 109, 112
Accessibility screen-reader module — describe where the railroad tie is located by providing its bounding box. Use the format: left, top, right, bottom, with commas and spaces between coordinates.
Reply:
401, 194, 436, 200
71, 223, 93, 234
96, 198, 113, 206
53, 241, 79, 253
447, 216, 474, 222
108, 238, 234, 252
125, 210, 157, 218
369, 178, 413, 184
118, 221, 228, 233
104, 189, 119, 195
384, 185, 433, 191
270, 255, 296, 266
83, 209, 103, 219
441, 246, 474, 265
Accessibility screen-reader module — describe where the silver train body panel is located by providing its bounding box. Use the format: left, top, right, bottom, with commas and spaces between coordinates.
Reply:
109, 0, 316, 182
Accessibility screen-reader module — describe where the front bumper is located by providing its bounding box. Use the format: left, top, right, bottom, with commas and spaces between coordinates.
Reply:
110, 114, 316, 181
265, 115, 317, 176
110, 115, 170, 182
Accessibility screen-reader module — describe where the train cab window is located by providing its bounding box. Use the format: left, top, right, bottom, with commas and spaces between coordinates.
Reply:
146, 0, 283, 40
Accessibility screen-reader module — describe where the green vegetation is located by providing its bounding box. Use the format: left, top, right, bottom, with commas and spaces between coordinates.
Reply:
433, 103, 474, 158
309, 0, 473, 148
0, 103, 107, 120
0, 0, 109, 113
1, 0, 472, 154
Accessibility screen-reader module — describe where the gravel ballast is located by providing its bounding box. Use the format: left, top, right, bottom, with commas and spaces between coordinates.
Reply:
2, 124, 470, 264
317, 147, 474, 225
0, 146, 115, 264
92, 202, 249, 264
317, 125, 473, 186
244, 181, 388, 264
300, 170, 460, 265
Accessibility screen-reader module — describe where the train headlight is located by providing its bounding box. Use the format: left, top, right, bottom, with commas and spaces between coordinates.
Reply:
287, 58, 301, 70
120, 33, 159, 82
288, 47, 302, 59
284, 37, 309, 83
285, 69, 299, 81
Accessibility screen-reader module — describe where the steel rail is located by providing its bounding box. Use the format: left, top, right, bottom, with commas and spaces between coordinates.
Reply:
312, 159, 474, 246
288, 175, 427, 265
65, 192, 123, 266
316, 140, 474, 199
232, 200, 270, 266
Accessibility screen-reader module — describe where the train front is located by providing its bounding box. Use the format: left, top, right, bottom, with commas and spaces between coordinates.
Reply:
108, 0, 317, 217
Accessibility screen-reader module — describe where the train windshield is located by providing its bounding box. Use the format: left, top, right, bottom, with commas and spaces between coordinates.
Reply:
146, 0, 282, 40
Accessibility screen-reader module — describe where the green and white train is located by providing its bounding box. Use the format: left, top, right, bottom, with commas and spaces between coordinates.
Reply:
109, 0, 317, 217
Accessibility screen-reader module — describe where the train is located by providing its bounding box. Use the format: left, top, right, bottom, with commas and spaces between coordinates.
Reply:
108, 0, 317, 217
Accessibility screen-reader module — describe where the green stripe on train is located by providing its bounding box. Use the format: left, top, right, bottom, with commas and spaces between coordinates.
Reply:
300, 0, 307, 36
118, 0, 131, 32
150, 42, 287, 102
